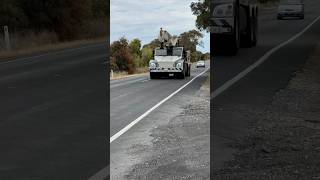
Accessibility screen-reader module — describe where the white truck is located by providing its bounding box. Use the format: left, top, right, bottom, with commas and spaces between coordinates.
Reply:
211, 0, 259, 55
149, 28, 191, 79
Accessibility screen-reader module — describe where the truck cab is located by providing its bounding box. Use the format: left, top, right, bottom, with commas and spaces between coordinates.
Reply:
211, 0, 258, 55
149, 46, 191, 79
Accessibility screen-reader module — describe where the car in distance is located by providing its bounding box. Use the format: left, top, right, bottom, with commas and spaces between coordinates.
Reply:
196, 60, 205, 68
277, 0, 304, 20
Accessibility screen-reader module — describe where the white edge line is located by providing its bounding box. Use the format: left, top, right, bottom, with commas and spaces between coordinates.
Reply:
211, 15, 320, 100
88, 165, 109, 180
110, 67, 210, 143
88, 68, 209, 180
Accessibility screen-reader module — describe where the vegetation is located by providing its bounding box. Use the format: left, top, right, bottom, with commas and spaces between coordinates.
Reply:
0, 0, 108, 52
111, 29, 209, 74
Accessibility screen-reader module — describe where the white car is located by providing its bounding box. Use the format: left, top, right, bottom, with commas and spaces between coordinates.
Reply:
196, 60, 205, 68
277, 0, 304, 20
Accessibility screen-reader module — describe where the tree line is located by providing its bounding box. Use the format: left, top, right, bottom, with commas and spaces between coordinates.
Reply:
110, 30, 210, 74
0, 0, 108, 41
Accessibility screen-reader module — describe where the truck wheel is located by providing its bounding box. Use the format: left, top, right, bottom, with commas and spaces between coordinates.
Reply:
241, 17, 254, 48
150, 72, 157, 79
177, 72, 185, 79
252, 15, 258, 47
229, 15, 240, 55
300, 15, 304, 19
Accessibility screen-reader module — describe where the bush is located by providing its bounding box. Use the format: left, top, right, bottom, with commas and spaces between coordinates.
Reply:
110, 37, 135, 74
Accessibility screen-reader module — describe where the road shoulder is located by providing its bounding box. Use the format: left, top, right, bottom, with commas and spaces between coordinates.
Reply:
214, 44, 320, 179
111, 75, 210, 179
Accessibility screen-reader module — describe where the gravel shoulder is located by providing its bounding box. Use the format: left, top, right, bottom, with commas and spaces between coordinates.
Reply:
214, 44, 320, 179
111, 75, 210, 180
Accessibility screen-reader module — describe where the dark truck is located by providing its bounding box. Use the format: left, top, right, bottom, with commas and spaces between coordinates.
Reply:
211, 0, 259, 55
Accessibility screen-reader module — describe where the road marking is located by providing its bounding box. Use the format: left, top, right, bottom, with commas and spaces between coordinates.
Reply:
88, 165, 109, 180
0, 42, 106, 65
110, 77, 149, 89
140, 79, 150, 83
211, 15, 320, 99
88, 67, 209, 180
110, 67, 209, 143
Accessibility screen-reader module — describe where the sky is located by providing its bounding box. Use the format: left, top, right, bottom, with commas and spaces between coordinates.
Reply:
110, 0, 210, 53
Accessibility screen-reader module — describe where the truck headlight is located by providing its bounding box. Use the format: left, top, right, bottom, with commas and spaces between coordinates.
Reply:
213, 3, 234, 17
176, 62, 183, 68
149, 62, 156, 69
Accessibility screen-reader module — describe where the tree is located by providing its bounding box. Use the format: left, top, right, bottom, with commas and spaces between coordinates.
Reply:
141, 47, 153, 67
179, 30, 203, 62
190, 0, 210, 32
110, 37, 135, 74
0, 0, 108, 40
130, 38, 142, 56
142, 39, 161, 50
179, 30, 203, 52
130, 38, 143, 67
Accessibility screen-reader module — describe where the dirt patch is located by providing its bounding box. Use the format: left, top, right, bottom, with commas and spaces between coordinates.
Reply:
214, 45, 320, 179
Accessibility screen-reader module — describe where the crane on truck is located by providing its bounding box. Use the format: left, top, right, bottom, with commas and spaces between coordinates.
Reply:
211, 0, 258, 55
149, 28, 191, 79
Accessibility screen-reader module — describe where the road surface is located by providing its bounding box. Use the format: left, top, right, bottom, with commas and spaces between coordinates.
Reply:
211, 0, 320, 173
109, 62, 210, 179
0, 43, 108, 180
110, 63, 209, 138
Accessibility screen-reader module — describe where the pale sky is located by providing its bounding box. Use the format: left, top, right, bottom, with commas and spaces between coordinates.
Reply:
110, 0, 210, 53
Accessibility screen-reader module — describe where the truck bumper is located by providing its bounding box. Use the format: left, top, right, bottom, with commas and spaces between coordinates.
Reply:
150, 69, 183, 73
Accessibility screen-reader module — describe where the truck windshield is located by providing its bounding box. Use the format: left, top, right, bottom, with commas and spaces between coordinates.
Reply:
155, 49, 167, 56
172, 49, 182, 56
155, 48, 182, 56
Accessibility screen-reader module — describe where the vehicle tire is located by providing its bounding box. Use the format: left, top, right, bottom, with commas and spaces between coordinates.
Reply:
150, 72, 157, 79
187, 65, 191, 76
252, 14, 258, 47
177, 71, 185, 79
241, 15, 255, 48
228, 16, 240, 55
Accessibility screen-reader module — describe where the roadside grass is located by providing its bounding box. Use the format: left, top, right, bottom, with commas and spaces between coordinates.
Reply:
0, 37, 106, 61
111, 67, 149, 80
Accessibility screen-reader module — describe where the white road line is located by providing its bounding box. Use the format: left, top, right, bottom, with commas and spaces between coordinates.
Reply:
110, 67, 209, 143
211, 15, 320, 100
88, 165, 109, 180
88, 68, 209, 180
140, 79, 150, 83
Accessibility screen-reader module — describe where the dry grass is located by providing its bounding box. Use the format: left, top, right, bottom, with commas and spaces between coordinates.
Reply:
111, 67, 149, 80
0, 36, 106, 60
0, 20, 107, 61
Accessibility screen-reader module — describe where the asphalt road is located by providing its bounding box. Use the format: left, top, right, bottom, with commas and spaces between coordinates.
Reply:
110, 62, 210, 138
110, 61, 210, 179
211, 0, 320, 172
0, 43, 108, 180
